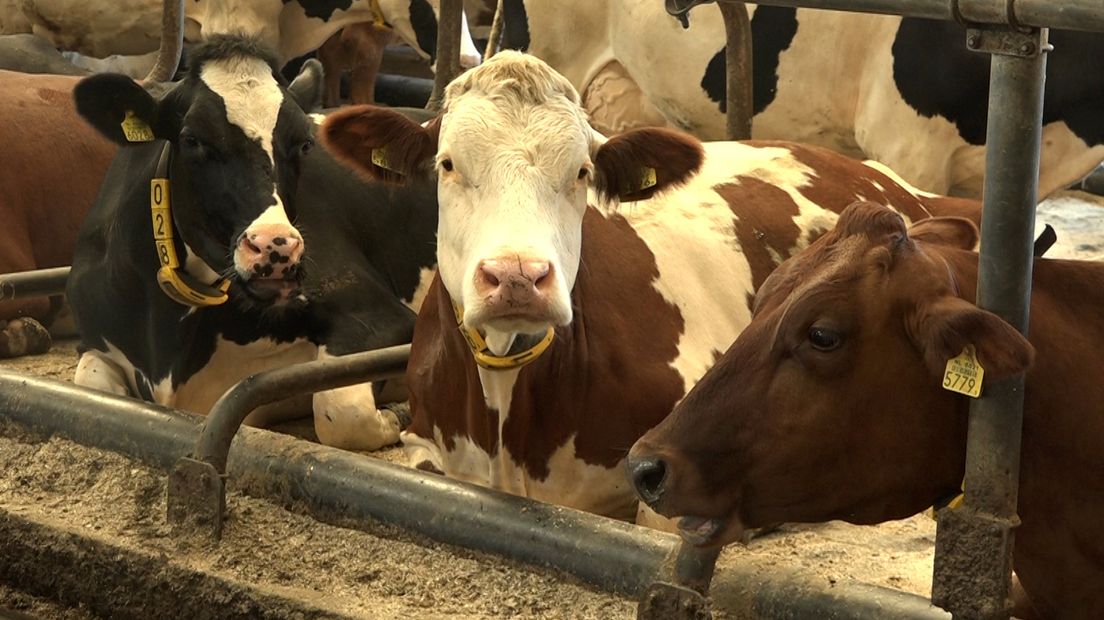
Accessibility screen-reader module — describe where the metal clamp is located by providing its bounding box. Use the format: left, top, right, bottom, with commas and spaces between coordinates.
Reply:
965, 24, 1050, 57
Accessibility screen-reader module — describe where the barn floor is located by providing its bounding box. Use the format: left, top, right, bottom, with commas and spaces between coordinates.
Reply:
0, 340, 943, 619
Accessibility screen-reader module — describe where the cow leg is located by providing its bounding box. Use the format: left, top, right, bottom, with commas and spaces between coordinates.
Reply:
316, 32, 347, 108
313, 382, 401, 451
401, 429, 446, 474
0, 318, 51, 358
74, 350, 131, 396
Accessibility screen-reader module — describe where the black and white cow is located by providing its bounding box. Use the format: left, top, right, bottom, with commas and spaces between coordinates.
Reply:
501, 0, 1104, 199
68, 36, 438, 450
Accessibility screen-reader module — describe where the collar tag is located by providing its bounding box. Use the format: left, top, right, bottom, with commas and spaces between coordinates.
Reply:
121, 110, 155, 142
452, 301, 555, 371
942, 345, 984, 398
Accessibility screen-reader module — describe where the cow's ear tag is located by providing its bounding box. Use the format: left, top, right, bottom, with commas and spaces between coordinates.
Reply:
121, 110, 155, 143
371, 147, 400, 173
942, 345, 984, 398
621, 166, 657, 198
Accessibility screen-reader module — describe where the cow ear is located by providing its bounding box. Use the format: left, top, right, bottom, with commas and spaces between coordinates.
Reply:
909, 217, 979, 251
592, 127, 704, 203
74, 73, 162, 146
288, 58, 324, 113
910, 296, 1035, 382
321, 105, 438, 184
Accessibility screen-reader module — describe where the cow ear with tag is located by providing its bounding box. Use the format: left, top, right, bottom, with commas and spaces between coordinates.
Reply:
592, 127, 704, 202
321, 105, 438, 184
908, 295, 1035, 384
74, 73, 161, 146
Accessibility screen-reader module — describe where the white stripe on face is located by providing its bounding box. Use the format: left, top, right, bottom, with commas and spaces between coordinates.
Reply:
200, 56, 284, 165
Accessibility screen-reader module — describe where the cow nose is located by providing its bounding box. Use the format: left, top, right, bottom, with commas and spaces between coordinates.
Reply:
237, 225, 304, 278
476, 257, 553, 298
627, 456, 668, 507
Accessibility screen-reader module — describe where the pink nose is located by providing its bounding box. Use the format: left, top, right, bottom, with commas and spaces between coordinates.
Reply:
236, 224, 304, 279
476, 257, 553, 307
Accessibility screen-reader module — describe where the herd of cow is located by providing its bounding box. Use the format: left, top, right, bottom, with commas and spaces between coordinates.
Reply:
1, 0, 1102, 617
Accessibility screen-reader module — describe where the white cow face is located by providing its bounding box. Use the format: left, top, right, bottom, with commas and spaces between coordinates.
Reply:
322, 52, 703, 344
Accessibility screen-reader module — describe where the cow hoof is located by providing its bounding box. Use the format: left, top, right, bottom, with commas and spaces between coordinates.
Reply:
1081, 164, 1104, 196
415, 460, 444, 475
0, 318, 51, 358
382, 402, 412, 429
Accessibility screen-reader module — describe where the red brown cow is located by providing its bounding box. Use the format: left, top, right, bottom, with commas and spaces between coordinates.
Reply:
321, 52, 986, 525
316, 23, 396, 107
628, 201, 1103, 616
0, 69, 117, 357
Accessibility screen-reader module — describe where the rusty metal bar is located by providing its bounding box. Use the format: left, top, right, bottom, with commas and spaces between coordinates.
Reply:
0, 267, 70, 301
426, 0, 464, 112
931, 27, 1049, 620
717, 2, 753, 140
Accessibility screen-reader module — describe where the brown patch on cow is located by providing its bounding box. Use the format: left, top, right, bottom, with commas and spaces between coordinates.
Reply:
321, 105, 438, 184
0, 71, 116, 326
776, 141, 980, 224
713, 178, 801, 293
405, 207, 686, 485
414, 460, 444, 475
593, 128, 704, 202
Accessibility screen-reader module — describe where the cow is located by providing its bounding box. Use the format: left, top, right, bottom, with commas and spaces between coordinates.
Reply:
497, 0, 1104, 199
319, 51, 990, 523
627, 201, 1104, 617
316, 22, 396, 107
18, 0, 481, 74
68, 35, 439, 450
0, 69, 117, 358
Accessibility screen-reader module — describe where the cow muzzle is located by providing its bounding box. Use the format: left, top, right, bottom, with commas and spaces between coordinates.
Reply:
234, 223, 304, 302
470, 254, 559, 328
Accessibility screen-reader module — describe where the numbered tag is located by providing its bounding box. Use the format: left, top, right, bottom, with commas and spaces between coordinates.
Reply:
121, 110, 155, 142
623, 166, 657, 196
371, 147, 393, 171
943, 345, 984, 398
150, 179, 171, 240
154, 239, 179, 269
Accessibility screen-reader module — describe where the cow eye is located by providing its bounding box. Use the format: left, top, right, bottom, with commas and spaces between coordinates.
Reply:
300, 138, 314, 155
577, 167, 588, 180
807, 326, 843, 351
441, 159, 454, 172
182, 134, 200, 149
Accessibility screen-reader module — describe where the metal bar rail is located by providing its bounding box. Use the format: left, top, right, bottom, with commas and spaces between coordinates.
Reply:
0, 267, 70, 301
166, 344, 409, 540
0, 369, 951, 617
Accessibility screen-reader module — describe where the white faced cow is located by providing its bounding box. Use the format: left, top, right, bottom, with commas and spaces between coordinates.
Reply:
69, 36, 439, 450
18, 0, 481, 71
321, 51, 984, 523
499, 0, 1104, 199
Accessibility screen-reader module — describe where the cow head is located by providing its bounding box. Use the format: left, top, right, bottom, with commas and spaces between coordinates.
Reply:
75, 36, 324, 306
626, 202, 1034, 548
321, 51, 702, 357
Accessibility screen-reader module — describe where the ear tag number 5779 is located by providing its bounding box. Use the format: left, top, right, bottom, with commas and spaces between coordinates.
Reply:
943, 345, 984, 398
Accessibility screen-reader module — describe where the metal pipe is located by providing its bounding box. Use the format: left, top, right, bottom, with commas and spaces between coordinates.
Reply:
931, 29, 1048, 620
0, 267, 70, 302
716, 0, 1104, 32
718, 2, 753, 140
0, 369, 951, 615
195, 344, 409, 474
426, 0, 464, 112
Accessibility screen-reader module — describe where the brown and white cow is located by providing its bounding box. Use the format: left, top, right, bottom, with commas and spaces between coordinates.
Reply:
628, 202, 1104, 616
0, 69, 117, 357
321, 51, 982, 523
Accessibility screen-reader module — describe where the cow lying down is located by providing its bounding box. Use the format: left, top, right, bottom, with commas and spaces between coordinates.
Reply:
629, 202, 1104, 617
320, 51, 986, 525
67, 36, 437, 450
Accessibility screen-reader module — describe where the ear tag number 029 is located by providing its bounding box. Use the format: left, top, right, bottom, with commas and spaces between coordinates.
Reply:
943, 345, 984, 398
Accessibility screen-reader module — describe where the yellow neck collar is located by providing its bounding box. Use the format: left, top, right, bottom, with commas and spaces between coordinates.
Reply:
452, 301, 555, 371
368, 0, 391, 30
150, 142, 230, 307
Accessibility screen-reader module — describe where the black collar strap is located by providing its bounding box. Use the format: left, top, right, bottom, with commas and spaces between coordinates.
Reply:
150, 141, 230, 307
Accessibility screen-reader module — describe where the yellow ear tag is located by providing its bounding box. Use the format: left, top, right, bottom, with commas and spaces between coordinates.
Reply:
371, 147, 396, 172
633, 167, 657, 192
121, 110, 155, 142
942, 345, 984, 398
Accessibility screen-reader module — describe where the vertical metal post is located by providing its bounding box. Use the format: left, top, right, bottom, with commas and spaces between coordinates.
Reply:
932, 26, 1049, 620
426, 0, 464, 112
718, 1, 753, 140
